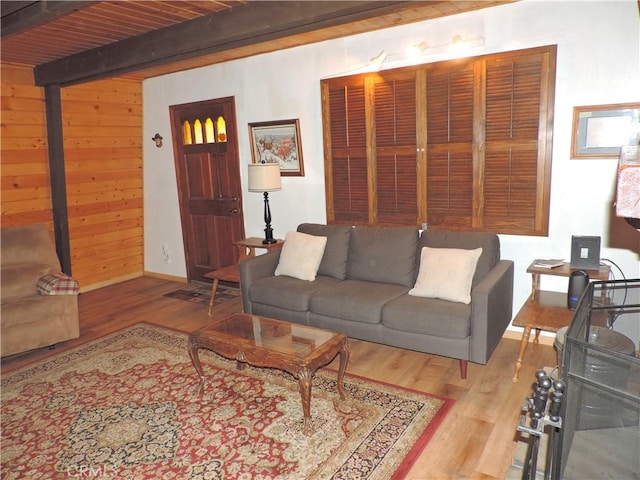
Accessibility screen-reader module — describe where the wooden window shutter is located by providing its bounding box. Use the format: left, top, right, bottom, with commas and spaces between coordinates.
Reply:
483, 52, 550, 234
322, 79, 368, 223
425, 62, 475, 228
321, 45, 555, 235
374, 73, 418, 225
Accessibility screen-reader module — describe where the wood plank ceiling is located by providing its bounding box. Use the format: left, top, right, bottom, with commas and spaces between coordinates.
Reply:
1, 0, 513, 86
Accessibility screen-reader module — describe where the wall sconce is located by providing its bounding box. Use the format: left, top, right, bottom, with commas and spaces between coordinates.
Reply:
368, 50, 388, 71
406, 42, 428, 61
374, 35, 484, 68
325, 34, 484, 79
152, 133, 163, 148
449, 35, 485, 53
406, 36, 485, 59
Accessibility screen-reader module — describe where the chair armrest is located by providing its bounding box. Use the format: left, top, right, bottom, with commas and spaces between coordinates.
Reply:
469, 260, 514, 364
239, 250, 281, 313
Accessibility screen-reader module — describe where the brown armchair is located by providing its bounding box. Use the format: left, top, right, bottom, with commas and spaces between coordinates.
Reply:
1, 224, 79, 357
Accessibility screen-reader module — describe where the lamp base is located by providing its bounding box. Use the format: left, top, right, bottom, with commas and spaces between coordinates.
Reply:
262, 191, 277, 244
263, 227, 276, 244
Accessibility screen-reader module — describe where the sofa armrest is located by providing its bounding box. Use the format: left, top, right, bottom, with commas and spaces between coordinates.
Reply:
239, 250, 281, 313
469, 259, 514, 364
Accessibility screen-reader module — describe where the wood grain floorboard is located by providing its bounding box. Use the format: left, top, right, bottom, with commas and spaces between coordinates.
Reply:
1, 276, 558, 479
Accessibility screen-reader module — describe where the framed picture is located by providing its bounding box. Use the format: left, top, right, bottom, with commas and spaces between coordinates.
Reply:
571, 102, 640, 159
248, 119, 305, 176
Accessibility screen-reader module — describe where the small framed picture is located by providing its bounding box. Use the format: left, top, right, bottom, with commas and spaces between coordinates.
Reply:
248, 119, 305, 176
571, 103, 640, 159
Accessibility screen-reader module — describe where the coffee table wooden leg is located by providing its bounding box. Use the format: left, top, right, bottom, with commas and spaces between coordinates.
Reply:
513, 326, 532, 382
187, 336, 206, 396
298, 368, 313, 435
337, 339, 350, 400
207, 278, 219, 317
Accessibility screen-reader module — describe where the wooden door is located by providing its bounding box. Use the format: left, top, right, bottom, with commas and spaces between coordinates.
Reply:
169, 97, 245, 282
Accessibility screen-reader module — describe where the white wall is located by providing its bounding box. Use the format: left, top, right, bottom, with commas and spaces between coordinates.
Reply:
143, 0, 640, 340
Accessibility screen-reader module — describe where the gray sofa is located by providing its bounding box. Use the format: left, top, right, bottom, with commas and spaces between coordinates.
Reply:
240, 223, 514, 378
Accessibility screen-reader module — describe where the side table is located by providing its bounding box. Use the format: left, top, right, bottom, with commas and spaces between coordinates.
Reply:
234, 237, 285, 261
205, 237, 284, 316
511, 261, 610, 381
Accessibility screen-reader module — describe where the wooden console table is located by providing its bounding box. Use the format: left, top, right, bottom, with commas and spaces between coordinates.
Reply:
511, 261, 610, 381
205, 237, 284, 316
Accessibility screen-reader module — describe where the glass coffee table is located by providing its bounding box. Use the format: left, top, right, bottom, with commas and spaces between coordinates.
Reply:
187, 313, 349, 434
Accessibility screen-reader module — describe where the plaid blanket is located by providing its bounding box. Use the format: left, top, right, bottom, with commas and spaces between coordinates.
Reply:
36, 273, 79, 295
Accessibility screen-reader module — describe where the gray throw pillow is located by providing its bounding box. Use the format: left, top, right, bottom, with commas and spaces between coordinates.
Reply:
297, 223, 352, 280
347, 226, 418, 287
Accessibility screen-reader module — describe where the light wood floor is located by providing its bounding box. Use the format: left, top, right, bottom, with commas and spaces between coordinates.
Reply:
1, 276, 557, 479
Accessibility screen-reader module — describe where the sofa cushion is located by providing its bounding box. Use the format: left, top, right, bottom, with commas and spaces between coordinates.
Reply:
309, 279, 408, 324
275, 231, 327, 281
347, 226, 419, 287
381, 294, 472, 339
409, 247, 482, 304
297, 223, 352, 279
1, 263, 55, 301
249, 275, 342, 312
418, 230, 500, 287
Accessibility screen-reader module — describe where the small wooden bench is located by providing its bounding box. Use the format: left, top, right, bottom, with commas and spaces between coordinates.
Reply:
204, 264, 240, 316
204, 237, 284, 316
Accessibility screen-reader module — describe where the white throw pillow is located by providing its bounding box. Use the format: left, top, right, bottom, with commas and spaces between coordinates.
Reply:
409, 246, 483, 304
275, 231, 327, 281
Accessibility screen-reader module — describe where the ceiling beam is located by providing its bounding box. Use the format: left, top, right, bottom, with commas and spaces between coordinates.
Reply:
1, 1, 97, 37
34, 0, 426, 87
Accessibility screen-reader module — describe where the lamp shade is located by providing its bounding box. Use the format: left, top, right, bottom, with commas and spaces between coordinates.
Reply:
248, 163, 281, 192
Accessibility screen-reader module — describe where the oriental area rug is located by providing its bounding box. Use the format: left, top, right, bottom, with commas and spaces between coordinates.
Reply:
1, 324, 453, 480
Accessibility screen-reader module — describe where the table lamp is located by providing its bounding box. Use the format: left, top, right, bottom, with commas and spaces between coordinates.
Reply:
248, 162, 281, 244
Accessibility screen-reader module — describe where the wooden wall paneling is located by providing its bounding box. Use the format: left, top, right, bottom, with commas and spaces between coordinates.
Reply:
62, 77, 144, 290
1, 64, 145, 291
0, 64, 37, 83
1, 183, 51, 203
0, 64, 143, 291
70, 227, 144, 286
0, 64, 53, 228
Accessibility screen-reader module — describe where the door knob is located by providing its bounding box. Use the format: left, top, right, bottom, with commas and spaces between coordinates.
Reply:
229, 208, 239, 214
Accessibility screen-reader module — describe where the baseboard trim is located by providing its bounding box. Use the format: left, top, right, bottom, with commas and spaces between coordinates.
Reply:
79, 273, 143, 293
143, 271, 188, 284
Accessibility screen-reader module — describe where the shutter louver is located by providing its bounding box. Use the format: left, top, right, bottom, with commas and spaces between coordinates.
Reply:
328, 83, 368, 222
484, 54, 543, 232
426, 64, 474, 227
375, 76, 418, 224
